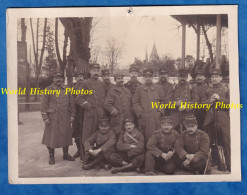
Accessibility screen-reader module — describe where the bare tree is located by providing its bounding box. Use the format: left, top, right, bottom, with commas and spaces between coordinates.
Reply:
103, 38, 124, 74
59, 17, 93, 85
30, 18, 47, 100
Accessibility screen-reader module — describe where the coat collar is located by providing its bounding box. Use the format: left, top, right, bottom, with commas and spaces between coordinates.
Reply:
143, 83, 155, 91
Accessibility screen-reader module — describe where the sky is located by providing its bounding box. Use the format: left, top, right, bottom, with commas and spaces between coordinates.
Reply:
18, 16, 228, 70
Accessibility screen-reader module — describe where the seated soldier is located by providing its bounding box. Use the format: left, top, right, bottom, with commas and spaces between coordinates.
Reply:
83, 118, 116, 170
144, 116, 180, 175
175, 116, 210, 175
109, 119, 145, 174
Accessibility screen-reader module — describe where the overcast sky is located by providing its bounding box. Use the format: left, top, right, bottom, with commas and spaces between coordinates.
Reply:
18, 16, 228, 70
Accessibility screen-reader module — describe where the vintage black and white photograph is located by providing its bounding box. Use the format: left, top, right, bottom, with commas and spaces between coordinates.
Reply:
7, 6, 240, 184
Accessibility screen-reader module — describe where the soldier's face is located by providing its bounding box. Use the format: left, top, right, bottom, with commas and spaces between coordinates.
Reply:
75, 75, 84, 83
115, 76, 124, 86
143, 75, 153, 84
99, 125, 110, 134
125, 122, 135, 133
130, 72, 138, 79
161, 122, 173, 133
211, 75, 222, 85
178, 75, 188, 83
185, 124, 198, 135
159, 72, 168, 82
102, 75, 110, 83
196, 74, 205, 83
90, 68, 100, 79
53, 76, 64, 86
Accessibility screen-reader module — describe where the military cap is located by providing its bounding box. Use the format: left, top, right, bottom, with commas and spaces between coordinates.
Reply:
101, 69, 110, 76
211, 69, 222, 76
161, 116, 173, 124
74, 70, 84, 77
143, 68, 154, 76
129, 66, 139, 73
99, 117, 110, 126
52, 70, 64, 78
183, 115, 197, 126
114, 72, 124, 80
90, 63, 100, 70
124, 118, 134, 124
195, 69, 205, 76
178, 68, 188, 77
159, 68, 168, 74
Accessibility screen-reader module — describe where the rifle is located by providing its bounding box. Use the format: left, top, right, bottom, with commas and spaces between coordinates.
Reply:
213, 101, 227, 171
203, 148, 211, 175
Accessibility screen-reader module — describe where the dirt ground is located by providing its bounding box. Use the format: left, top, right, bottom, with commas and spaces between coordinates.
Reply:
18, 111, 229, 178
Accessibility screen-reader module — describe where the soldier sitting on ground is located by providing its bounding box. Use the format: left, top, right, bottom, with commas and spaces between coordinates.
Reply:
109, 119, 145, 174
144, 116, 180, 175
83, 118, 116, 170
175, 116, 211, 175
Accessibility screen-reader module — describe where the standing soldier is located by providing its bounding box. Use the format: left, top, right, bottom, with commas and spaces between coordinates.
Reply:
144, 116, 180, 175
192, 69, 209, 130
104, 72, 134, 137
133, 68, 165, 141
175, 116, 210, 175
156, 68, 173, 116
76, 63, 107, 148
71, 71, 85, 159
83, 118, 116, 170
41, 71, 76, 165
170, 68, 199, 132
101, 69, 115, 92
124, 66, 142, 95
109, 119, 145, 173
203, 69, 230, 171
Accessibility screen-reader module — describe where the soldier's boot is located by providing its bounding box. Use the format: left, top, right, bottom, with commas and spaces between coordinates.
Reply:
111, 163, 134, 174
83, 155, 104, 170
63, 146, 75, 161
73, 138, 81, 158
47, 147, 55, 165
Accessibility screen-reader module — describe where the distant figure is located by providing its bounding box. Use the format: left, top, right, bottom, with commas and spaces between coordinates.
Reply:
41, 71, 75, 165
101, 69, 115, 92
124, 66, 142, 95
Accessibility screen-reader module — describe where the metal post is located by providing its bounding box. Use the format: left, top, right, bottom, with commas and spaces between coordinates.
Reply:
216, 15, 222, 69
181, 21, 186, 68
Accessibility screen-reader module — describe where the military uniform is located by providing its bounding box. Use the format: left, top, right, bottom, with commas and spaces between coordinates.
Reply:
41, 71, 76, 164
144, 117, 180, 175
109, 127, 145, 171
192, 70, 209, 130
104, 84, 134, 137
170, 69, 199, 131
175, 126, 210, 174
124, 79, 142, 95
101, 69, 115, 93
203, 69, 230, 171
133, 69, 165, 141
76, 64, 107, 143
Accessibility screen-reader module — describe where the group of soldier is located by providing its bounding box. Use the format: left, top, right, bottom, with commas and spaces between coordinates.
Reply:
40, 62, 230, 175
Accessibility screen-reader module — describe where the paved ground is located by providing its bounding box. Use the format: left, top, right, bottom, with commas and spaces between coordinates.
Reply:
18, 111, 229, 178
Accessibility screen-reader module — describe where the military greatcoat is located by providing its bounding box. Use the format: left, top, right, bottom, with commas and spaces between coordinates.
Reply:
41, 84, 75, 148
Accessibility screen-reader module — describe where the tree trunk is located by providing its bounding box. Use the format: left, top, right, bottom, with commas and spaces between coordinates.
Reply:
202, 25, 214, 63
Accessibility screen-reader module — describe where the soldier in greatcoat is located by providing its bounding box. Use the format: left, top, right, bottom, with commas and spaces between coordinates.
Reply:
124, 66, 142, 95
203, 69, 230, 171
71, 71, 85, 158
144, 116, 180, 175
83, 118, 116, 170
133, 68, 165, 141
101, 69, 115, 93
109, 119, 145, 173
156, 68, 173, 116
76, 63, 107, 146
104, 72, 134, 137
41, 71, 76, 165
175, 116, 210, 174
192, 69, 209, 130
169, 68, 199, 132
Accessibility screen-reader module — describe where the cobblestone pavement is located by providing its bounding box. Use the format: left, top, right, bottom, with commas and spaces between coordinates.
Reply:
18, 111, 229, 178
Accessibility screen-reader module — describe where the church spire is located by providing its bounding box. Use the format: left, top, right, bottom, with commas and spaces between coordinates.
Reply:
149, 42, 159, 62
